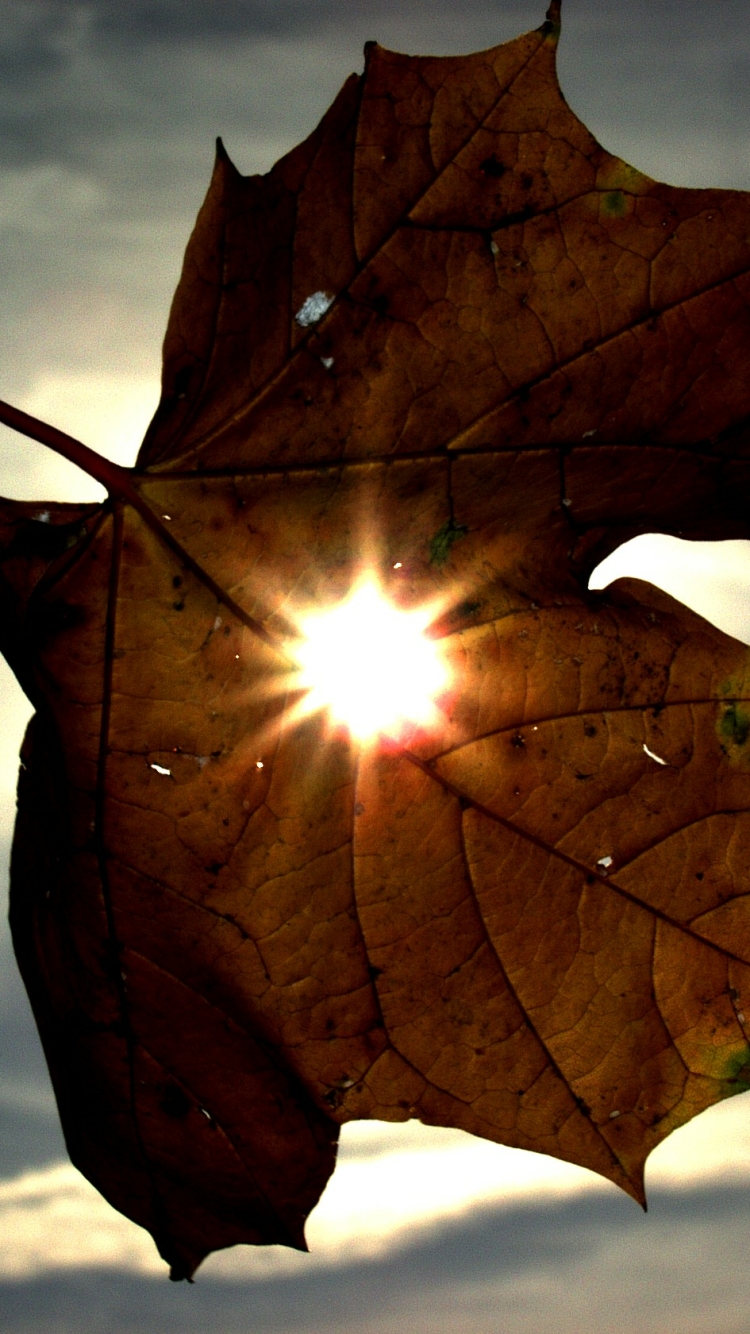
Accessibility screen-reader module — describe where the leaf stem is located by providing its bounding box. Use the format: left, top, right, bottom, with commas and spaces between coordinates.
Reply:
0, 397, 292, 662
0, 397, 139, 499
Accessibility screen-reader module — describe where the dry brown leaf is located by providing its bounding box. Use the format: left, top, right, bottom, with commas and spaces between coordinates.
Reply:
2, 0, 750, 1280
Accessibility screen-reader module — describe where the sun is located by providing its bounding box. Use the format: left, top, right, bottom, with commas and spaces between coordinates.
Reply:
292, 576, 450, 743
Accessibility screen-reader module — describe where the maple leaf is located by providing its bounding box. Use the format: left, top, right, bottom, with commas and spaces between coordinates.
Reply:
2, 0, 750, 1281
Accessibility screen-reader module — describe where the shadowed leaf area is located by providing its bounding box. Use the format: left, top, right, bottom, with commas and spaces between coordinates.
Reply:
3, 0, 750, 1281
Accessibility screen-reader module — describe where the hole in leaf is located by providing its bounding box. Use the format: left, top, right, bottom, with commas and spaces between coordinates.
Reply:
590, 535, 750, 644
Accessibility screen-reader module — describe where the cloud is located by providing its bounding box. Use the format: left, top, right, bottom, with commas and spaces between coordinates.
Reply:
0, 0, 747, 412
2, 1089, 750, 1284
591, 536, 750, 646
0, 1119, 597, 1282
1, 1182, 750, 1332
0, 851, 67, 1178
4, 0, 541, 53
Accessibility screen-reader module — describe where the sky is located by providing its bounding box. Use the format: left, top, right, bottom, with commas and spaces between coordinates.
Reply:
2, 0, 750, 1329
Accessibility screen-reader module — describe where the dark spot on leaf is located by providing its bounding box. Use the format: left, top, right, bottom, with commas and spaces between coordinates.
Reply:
161, 1083, 191, 1119
172, 575, 183, 588
480, 155, 506, 179
173, 366, 192, 400
511, 732, 525, 749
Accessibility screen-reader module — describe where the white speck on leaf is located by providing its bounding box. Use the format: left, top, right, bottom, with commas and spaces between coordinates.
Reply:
295, 291, 334, 327
196, 756, 209, 770
213, 616, 222, 632
643, 744, 668, 766
320, 356, 334, 369
35, 510, 50, 523
597, 855, 613, 872
609, 1109, 621, 1119
162, 514, 172, 521
583, 429, 597, 438
149, 763, 171, 777
256, 760, 264, 770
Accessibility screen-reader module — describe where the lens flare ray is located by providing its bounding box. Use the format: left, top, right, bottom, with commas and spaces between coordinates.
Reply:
292, 576, 450, 743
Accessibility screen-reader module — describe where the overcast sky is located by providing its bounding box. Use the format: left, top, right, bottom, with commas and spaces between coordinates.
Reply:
2, 1, 750, 1329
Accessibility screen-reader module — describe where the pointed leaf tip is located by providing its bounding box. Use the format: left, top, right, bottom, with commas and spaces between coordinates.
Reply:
214, 136, 239, 175
542, 0, 562, 35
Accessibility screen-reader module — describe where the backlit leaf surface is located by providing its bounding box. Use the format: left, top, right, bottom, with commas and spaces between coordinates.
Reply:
2, 0, 750, 1279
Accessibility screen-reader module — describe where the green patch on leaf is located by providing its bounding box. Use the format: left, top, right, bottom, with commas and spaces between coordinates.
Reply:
429, 519, 468, 566
720, 703, 750, 748
602, 190, 627, 218
721, 1048, 750, 1097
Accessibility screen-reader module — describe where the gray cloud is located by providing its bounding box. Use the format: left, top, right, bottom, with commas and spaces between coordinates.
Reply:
0, 1, 747, 171
1, 1184, 750, 1332
0, 853, 67, 1176
0, 0, 747, 409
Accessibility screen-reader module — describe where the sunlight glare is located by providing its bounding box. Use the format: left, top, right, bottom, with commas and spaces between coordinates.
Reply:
294, 577, 449, 743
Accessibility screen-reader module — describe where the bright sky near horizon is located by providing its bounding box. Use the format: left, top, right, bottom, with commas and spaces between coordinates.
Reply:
1, 2, 750, 1328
